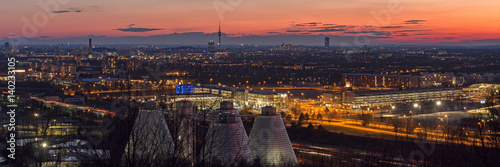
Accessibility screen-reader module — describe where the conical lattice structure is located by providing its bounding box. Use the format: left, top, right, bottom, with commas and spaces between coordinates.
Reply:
175, 100, 195, 163
248, 106, 298, 166
123, 110, 174, 165
202, 102, 253, 166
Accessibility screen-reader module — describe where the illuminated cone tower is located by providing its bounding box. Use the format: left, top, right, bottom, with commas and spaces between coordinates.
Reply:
202, 101, 253, 166
123, 110, 174, 165
248, 106, 298, 166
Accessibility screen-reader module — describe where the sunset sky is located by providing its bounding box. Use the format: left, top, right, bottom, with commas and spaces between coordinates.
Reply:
1, 0, 499, 45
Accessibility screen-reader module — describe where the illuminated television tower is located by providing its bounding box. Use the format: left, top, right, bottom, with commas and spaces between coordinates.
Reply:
218, 23, 221, 50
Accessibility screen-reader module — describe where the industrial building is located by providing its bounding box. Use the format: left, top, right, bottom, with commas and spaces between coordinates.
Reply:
124, 100, 299, 166
175, 101, 196, 163
123, 110, 174, 165
202, 102, 253, 166
248, 106, 298, 166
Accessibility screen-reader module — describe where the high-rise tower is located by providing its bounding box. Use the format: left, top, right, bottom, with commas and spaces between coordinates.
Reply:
88, 38, 92, 55
325, 37, 330, 48
218, 23, 221, 50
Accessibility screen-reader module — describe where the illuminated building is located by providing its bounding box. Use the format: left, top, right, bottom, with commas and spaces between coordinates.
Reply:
60, 65, 77, 79
420, 72, 460, 87
76, 55, 82, 66
176, 84, 194, 94
123, 110, 174, 165
161, 94, 221, 110
248, 106, 298, 166
202, 101, 253, 166
58, 43, 63, 53
275, 43, 305, 51
195, 85, 288, 109
13, 69, 26, 82
293, 64, 304, 70
322, 91, 342, 105
344, 87, 465, 108
208, 40, 215, 49
342, 73, 421, 88
126, 59, 142, 71
102, 56, 117, 75
463, 84, 500, 101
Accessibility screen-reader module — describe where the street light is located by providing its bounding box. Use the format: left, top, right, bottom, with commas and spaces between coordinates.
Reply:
42, 143, 47, 147
34, 113, 39, 137
481, 120, 486, 131
436, 101, 442, 105
413, 103, 421, 114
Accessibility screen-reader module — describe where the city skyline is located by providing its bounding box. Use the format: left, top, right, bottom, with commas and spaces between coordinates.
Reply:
1, 0, 500, 45
2, 1, 500, 166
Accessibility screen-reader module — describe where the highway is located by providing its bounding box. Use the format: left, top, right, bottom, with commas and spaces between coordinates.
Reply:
467, 104, 500, 113
292, 142, 420, 166
30, 97, 116, 115
304, 119, 497, 147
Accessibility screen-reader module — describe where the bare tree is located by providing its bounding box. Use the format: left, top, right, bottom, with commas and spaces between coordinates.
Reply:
121, 110, 175, 167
